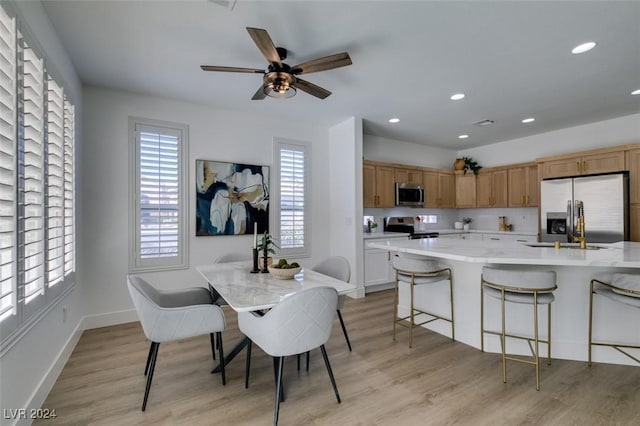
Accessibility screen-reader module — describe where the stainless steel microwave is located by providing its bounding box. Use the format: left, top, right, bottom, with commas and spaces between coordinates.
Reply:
395, 182, 424, 207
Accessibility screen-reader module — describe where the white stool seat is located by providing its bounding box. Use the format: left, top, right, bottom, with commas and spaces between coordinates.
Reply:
392, 253, 454, 348
480, 266, 557, 391
589, 273, 640, 366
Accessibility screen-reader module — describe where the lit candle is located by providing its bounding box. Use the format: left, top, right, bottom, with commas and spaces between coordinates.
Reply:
253, 222, 258, 249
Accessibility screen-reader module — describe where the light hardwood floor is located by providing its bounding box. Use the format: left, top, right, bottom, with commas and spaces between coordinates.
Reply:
36, 290, 640, 426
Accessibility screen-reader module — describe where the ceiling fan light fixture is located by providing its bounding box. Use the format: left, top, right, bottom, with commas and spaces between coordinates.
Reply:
263, 72, 297, 99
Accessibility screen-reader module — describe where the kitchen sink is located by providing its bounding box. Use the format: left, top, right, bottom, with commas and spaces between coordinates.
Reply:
525, 243, 603, 250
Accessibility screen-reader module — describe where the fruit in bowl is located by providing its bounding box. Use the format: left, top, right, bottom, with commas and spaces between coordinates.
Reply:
268, 259, 302, 279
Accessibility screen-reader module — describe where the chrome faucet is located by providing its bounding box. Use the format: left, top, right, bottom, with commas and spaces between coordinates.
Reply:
573, 201, 587, 249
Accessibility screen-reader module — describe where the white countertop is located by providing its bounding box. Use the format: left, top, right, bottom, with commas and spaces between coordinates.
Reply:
368, 238, 640, 267
437, 228, 538, 236
363, 232, 410, 240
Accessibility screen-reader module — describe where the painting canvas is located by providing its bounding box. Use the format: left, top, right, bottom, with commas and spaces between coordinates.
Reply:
196, 160, 269, 236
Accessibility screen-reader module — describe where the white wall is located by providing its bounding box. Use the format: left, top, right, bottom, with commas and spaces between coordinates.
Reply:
364, 134, 457, 169
460, 113, 640, 168
81, 86, 334, 321
0, 1, 84, 423
329, 117, 364, 295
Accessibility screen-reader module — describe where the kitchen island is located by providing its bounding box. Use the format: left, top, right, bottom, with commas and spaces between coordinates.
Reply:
367, 238, 640, 366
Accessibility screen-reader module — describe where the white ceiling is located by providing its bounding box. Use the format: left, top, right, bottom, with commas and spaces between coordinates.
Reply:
41, 0, 640, 150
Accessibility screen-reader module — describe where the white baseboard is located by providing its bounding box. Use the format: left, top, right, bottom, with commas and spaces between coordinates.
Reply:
81, 309, 138, 330
11, 309, 140, 426
15, 321, 84, 426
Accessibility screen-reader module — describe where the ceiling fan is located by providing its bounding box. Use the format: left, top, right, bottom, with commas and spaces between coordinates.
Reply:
200, 27, 352, 100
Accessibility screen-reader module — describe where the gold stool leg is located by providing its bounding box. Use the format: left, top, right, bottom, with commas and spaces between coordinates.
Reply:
588, 280, 594, 366
393, 273, 399, 342
501, 289, 507, 384
534, 292, 540, 391
409, 275, 415, 348
547, 301, 552, 366
449, 270, 455, 341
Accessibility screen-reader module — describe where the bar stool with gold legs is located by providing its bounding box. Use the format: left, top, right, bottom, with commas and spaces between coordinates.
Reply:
392, 253, 454, 348
589, 273, 640, 366
480, 267, 557, 391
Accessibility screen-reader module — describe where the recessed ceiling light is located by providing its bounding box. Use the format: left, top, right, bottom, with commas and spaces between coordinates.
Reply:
571, 42, 596, 54
631, 89, 640, 96
450, 93, 465, 101
458, 134, 469, 139
388, 118, 400, 123
522, 118, 535, 123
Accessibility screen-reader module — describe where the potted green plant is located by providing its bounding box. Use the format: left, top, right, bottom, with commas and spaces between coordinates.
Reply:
463, 157, 482, 175
462, 217, 473, 231
257, 231, 279, 270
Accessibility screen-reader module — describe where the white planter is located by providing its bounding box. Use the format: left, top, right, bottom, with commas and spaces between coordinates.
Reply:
463, 224, 470, 231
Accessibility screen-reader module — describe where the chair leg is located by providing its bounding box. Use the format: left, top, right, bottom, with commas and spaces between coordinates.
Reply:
409, 277, 415, 348
245, 339, 252, 389
480, 282, 485, 352
306, 351, 310, 372
273, 356, 285, 426
547, 302, 552, 366
337, 310, 352, 351
217, 331, 226, 386
209, 333, 216, 362
501, 290, 507, 384
449, 273, 455, 341
320, 345, 341, 403
393, 274, 399, 341
588, 281, 595, 367
297, 353, 300, 371
272, 357, 285, 403
142, 342, 159, 411
533, 293, 540, 391
144, 342, 154, 376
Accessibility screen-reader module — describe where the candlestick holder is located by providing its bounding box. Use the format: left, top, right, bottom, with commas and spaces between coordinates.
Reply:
261, 247, 270, 273
250, 248, 259, 273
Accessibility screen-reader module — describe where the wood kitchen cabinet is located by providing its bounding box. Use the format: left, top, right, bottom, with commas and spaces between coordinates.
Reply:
476, 167, 508, 208
540, 150, 625, 179
631, 204, 640, 242
423, 170, 455, 208
455, 171, 476, 208
395, 167, 423, 186
363, 161, 395, 207
508, 162, 539, 207
627, 148, 640, 204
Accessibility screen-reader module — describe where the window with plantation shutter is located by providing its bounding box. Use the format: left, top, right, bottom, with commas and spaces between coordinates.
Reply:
0, 5, 16, 325
63, 97, 74, 276
21, 42, 45, 312
274, 139, 310, 257
130, 119, 188, 272
1, 2, 76, 347
46, 77, 64, 287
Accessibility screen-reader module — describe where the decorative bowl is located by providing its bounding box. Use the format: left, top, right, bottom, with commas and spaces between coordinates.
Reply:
267, 266, 302, 280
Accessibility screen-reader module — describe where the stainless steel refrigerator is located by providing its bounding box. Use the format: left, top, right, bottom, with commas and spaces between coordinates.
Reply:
540, 173, 629, 243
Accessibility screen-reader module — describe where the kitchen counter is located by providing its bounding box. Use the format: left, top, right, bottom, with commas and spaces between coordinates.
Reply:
437, 228, 538, 236
368, 238, 640, 366
367, 238, 640, 267
363, 232, 410, 240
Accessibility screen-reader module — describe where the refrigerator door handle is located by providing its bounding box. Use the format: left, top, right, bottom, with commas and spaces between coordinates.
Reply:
567, 200, 573, 243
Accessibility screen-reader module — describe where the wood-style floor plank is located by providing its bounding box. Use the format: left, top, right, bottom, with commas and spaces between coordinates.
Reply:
35, 290, 640, 425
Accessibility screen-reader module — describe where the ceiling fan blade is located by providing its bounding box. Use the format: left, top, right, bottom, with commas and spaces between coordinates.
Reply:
295, 78, 331, 99
251, 85, 267, 101
246, 27, 282, 67
201, 65, 265, 73
291, 52, 352, 75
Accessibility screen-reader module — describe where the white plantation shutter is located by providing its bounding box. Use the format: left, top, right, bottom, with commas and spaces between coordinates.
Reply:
275, 139, 309, 257
0, 3, 77, 346
46, 77, 64, 287
130, 120, 187, 272
63, 97, 74, 276
21, 43, 45, 307
0, 6, 16, 324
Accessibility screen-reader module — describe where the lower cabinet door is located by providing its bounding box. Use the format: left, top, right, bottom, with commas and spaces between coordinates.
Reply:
364, 248, 393, 287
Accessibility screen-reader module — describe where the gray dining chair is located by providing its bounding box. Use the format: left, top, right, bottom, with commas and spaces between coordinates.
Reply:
238, 286, 341, 426
127, 275, 227, 411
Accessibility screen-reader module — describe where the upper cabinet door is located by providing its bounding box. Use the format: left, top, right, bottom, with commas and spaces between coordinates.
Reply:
541, 157, 581, 179
422, 171, 438, 208
395, 168, 423, 185
455, 172, 476, 208
438, 172, 455, 208
581, 151, 625, 175
376, 166, 396, 207
363, 163, 377, 207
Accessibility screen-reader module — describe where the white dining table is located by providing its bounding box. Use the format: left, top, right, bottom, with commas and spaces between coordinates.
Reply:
196, 261, 356, 312
196, 261, 356, 372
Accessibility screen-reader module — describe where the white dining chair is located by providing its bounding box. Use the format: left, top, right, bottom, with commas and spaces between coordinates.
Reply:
238, 286, 341, 426
127, 275, 227, 411
312, 256, 352, 351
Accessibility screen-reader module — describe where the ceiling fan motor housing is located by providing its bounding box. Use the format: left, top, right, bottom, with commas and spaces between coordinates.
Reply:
263, 72, 297, 97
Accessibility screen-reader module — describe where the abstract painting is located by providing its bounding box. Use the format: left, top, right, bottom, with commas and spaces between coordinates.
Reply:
196, 160, 269, 236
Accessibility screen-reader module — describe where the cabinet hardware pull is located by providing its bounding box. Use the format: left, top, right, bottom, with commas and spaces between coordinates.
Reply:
577, 160, 581, 173
526, 195, 529, 204
583, 161, 587, 172
490, 237, 499, 240
517, 239, 527, 242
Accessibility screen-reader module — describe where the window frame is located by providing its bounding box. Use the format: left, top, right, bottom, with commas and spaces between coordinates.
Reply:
272, 138, 311, 259
128, 117, 189, 272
